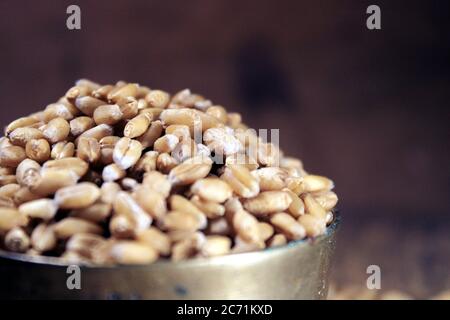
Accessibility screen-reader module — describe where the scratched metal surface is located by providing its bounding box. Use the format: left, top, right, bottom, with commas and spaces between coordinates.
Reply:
0, 218, 338, 300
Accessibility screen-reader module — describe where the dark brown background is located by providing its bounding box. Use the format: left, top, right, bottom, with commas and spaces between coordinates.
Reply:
0, 0, 449, 297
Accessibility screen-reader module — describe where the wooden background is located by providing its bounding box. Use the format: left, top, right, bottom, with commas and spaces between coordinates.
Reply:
0, 0, 448, 298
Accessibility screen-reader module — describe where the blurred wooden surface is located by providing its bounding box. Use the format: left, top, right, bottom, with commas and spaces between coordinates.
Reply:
330, 216, 450, 299
0, 0, 448, 219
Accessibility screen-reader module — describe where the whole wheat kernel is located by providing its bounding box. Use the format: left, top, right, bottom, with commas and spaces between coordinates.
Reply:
0, 79, 337, 264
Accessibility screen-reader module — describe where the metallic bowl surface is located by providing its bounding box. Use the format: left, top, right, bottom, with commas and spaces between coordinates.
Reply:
0, 217, 339, 300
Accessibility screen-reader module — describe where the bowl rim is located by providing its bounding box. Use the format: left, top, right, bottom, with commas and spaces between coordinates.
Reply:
0, 214, 340, 269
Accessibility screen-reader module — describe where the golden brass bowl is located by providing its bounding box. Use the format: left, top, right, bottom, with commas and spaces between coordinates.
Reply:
0, 217, 339, 300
